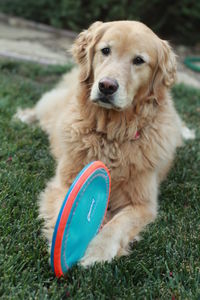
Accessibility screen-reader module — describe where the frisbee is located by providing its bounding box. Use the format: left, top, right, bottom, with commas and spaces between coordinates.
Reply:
51, 161, 111, 277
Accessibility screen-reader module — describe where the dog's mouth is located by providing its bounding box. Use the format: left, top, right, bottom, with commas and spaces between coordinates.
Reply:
91, 95, 122, 111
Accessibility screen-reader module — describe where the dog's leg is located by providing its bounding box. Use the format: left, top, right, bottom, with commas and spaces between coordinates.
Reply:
38, 156, 79, 249
81, 203, 157, 266
38, 176, 68, 249
81, 172, 158, 266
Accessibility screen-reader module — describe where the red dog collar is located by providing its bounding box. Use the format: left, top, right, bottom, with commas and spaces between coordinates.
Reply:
133, 131, 140, 140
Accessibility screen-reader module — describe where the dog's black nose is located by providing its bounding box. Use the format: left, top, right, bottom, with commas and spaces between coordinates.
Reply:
98, 77, 119, 95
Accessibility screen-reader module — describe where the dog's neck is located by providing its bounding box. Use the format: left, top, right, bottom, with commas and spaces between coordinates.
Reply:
76, 81, 161, 143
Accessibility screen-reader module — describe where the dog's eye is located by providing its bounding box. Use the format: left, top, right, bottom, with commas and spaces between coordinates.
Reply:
101, 47, 111, 56
133, 56, 145, 65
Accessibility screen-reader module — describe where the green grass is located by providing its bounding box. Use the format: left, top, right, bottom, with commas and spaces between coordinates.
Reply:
0, 59, 199, 300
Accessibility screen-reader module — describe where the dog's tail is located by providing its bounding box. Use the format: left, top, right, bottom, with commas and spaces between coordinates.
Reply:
181, 124, 195, 140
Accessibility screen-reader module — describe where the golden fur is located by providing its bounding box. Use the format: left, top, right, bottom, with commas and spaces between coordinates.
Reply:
16, 21, 184, 266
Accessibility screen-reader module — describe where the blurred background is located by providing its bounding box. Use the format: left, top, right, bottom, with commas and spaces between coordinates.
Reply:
0, 0, 199, 86
0, 0, 199, 44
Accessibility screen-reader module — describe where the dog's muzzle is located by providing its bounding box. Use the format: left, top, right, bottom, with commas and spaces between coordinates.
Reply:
93, 77, 119, 109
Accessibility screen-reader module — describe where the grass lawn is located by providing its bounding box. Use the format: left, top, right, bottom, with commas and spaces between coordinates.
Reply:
0, 59, 199, 300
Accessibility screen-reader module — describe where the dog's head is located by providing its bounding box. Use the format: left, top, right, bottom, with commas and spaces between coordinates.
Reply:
72, 21, 176, 111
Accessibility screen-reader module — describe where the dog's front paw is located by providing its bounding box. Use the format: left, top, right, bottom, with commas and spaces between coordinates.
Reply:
80, 231, 118, 267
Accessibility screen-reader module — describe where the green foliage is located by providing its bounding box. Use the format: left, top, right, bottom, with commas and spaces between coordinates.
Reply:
0, 0, 199, 44
0, 59, 200, 298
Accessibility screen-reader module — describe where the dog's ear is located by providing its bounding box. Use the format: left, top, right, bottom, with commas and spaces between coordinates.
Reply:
158, 40, 177, 87
72, 21, 104, 82
150, 40, 176, 102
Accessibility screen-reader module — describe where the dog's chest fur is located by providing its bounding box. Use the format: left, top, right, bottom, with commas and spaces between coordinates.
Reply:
66, 118, 146, 185
85, 131, 137, 178
63, 101, 163, 188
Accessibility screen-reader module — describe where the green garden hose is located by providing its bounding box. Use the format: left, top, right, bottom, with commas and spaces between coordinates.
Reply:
184, 57, 200, 72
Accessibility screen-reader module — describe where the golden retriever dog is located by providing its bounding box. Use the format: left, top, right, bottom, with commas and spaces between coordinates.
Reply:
15, 21, 193, 266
